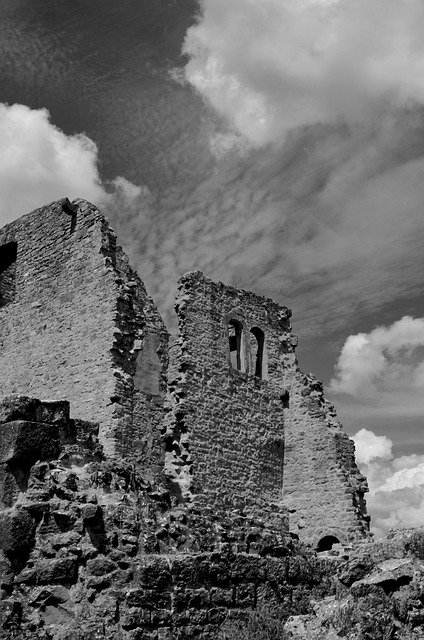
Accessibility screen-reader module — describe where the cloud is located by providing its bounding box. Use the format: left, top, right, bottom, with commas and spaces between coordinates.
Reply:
183, 0, 424, 146
352, 429, 424, 538
2, 4, 424, 356
0, 103, 104, 224
353, 428, 393, 466
130, 0, 424, 343
0, 102, 145, 229
329, 317, 424, 419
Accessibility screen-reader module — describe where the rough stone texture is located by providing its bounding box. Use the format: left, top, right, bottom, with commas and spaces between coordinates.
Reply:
0, 414, 423, 640
0, 403, 334, 640
0, 199, 368, 543
166, 271, 368, 545
165, 271, 288, 531
282, 372, 370, 545
0, 198, 168, 470
0, 200, 379, 639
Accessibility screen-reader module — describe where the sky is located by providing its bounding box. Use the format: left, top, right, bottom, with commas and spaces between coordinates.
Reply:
1, 0, 424, 537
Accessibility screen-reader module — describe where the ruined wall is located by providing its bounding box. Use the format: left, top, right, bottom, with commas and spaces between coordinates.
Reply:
165, 272, 289, 530
0, 396, 331, 640
166, 272, 369, 545
1, 400, 423, 640
0, 198, 368, 545
270, 327, 370, 544
0, 199, 168, 471
281, 370, 370, 545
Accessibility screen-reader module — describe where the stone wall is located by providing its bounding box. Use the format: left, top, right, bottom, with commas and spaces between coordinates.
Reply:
165, 272, 289, 530
165, 272, 369, 545
0, 198, 368, 545
281, 371, 370, 545
2, 399, 424, 640
0, 199, 168, 471
0, 395, 331, 640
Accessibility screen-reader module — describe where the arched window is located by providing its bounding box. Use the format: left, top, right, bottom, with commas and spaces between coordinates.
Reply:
316, 535, 340, 552
250, 327, 265, 378
228, 319, 245, 372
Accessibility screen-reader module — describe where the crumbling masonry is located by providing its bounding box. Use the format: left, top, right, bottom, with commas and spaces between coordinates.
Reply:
0, 199, 370, 638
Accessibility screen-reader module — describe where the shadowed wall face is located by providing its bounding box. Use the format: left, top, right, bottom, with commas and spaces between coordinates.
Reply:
0, 199, 168, 470
165, 271, 290, 527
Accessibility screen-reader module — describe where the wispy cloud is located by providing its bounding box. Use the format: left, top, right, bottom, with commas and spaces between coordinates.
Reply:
147, 0, 424, 337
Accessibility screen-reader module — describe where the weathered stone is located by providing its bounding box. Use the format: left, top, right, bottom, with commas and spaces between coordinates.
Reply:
28, 585, 71, 605
0, 420, 60, 464
86, 555, 118, 576
0, 199, 168, 468
50, 531, 82, 548
354, 558, 414, 593
0, 507, 35, 553
34, 558, 78, 584
0, 396, 41, 424
0, 550, 13, 588
81, 503, 99, 521
0, 198, 380, 640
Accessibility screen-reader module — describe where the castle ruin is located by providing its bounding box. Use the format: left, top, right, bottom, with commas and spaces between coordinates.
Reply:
0, 198, 370, 638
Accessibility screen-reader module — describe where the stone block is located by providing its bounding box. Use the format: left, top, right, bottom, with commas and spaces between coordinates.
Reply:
234, 583, 256, 608
35, 401, 70, 426
230, 555, 266, 583
210, 586, 234, 607
0, 397, 40, 424
126, 587, 171, 610
0, 550, 13, 588
0, 464, 20, 508
137, 555, 172, 590
199, 555, 230, 586
0, 420, 60, 464
34, 558, 78, 584
81, 503, 99, 521
87, 555, 118, 576
0, 507, 35, 553
119, 605, 151, 630
170, 556, 202, 587
173, 587, 210, 611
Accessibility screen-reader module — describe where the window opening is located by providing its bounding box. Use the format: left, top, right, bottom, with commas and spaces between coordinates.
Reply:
228, 319, 245, 371
316, 535, 340, 552
280, 389, 290, 408
250, 327, 265, 378
0, 242, 17, 308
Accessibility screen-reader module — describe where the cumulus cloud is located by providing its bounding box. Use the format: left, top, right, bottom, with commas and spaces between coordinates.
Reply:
0, 102, 145, 229
353, 429, 424, 538
0, 103, 104, 224
183, 0, 424, 146
330, 317, 424, 413
353, 428, 393, 466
